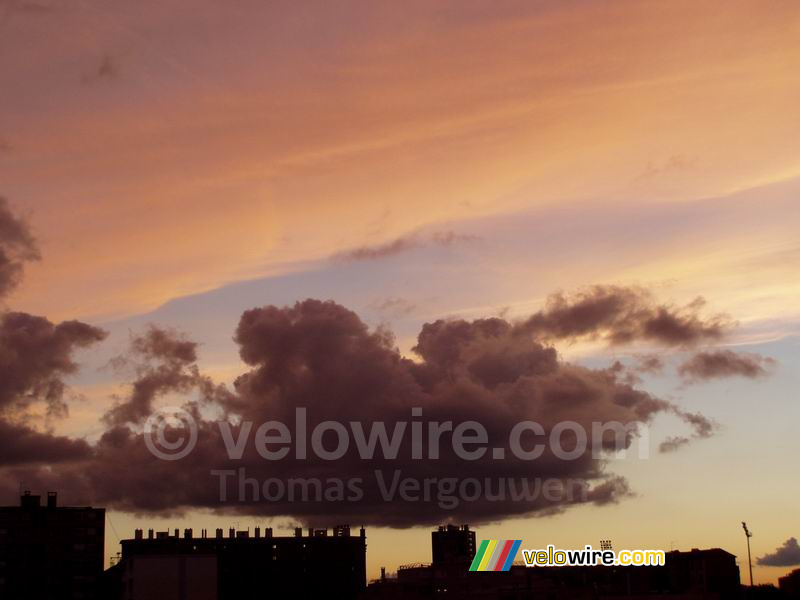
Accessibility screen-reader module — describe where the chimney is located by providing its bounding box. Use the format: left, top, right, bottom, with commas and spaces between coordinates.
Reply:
266, 528, 273, 538
148, 529, 154, 540
294, 527, 302, 538
216, 528, 223, 539
46, 491, 57, 508
381, 567, 386, 582
184, 528, 192, 539
254, 527, 260, 539
229, 527, 235, 539
135, 529, 143, 540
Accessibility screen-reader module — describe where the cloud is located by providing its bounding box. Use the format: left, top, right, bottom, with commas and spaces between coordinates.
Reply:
659, 436, 690, 453
678, 350, 776, 382
430, 231, 480, 246
757, 538, 800, 567
635, 154, 697, 181
635, 355, 664, 374
104, 325, 232, 426
334, 230, 477, 261
0, 420, 91, 466
0, 202, 106, 419
0, 201, 105, 471
0, 197, 41, 299
658, 409, 714, 453
1, 296, 722, 526
517, 285, 731, 347
370, 297, 416, 318
605, 354, 665, 386
0, 207, 746, 529
0, 312, 107, 419
337, 236, 418, 260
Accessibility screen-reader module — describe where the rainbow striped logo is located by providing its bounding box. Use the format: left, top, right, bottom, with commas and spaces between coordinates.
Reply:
469, 539, 522, 571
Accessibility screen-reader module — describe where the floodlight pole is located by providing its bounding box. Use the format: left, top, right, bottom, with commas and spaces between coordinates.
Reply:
742, 522, 753, 587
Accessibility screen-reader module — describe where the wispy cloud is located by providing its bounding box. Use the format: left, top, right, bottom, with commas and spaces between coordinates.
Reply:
677, 350, 776, 383
635, 154, 697, 181
333, 230, 478, 262
369, 296, 416, 318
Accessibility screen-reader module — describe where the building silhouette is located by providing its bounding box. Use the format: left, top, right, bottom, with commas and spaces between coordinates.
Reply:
0, 492, 753, 600
0, 491, 105, 600
109, 524, 367, 600
366, 526, 742, 600
780, 568, 800, 599
431, 524, 476, 566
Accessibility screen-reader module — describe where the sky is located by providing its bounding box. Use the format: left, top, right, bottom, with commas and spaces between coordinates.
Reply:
1, 0, 799, 586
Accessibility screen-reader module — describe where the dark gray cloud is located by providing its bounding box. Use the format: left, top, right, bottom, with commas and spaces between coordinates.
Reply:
338, 236, 417, 260
605, 354, 665, 386
1, 298, 720, 526
517, 285, 731, 347
0, 202, 105, 418
0, 312, 107, 418
0, 420, 91, 466
0, 197, 41, 299
658, 410, 714, 453
0, 201, 105, 476
678, 350, 776, 382
757, 537, 800, 567
658, 436, 690, 453
104, 325, 232, 426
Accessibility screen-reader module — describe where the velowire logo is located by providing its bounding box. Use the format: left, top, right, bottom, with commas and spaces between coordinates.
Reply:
469, 540, 522, 571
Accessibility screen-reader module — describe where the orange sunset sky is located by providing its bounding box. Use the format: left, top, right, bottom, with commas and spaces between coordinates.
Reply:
1, 0, 799, 585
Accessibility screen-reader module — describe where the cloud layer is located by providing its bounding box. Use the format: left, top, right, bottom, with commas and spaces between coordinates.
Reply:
2, 297, 723, 526
0, 200, 774, 527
